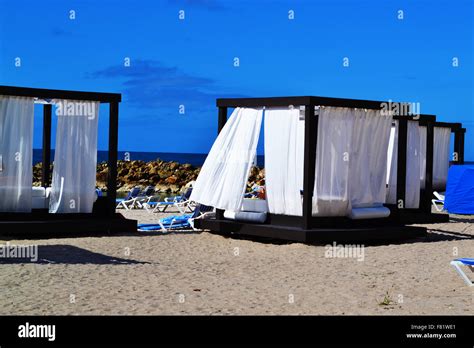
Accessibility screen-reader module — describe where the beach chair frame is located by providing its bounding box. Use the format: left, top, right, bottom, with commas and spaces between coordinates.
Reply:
450, 259, 474, 286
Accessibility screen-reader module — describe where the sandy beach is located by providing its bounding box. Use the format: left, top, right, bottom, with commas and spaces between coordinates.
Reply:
0, 208, 472, 315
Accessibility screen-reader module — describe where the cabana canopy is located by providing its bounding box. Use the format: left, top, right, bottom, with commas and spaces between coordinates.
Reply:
193, 96, 466, 243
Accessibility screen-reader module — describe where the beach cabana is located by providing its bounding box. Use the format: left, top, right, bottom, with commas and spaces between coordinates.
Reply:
192, 96, 465, 243
386, 115, 465, 224
0, 85, 137, 233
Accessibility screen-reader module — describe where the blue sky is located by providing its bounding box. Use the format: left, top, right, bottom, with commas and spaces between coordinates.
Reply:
1, 0, 473, 159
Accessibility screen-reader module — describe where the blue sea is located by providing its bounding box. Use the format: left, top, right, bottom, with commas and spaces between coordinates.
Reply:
33, 149, 265, 167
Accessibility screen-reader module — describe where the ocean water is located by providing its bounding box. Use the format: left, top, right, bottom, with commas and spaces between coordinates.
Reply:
33, 149, 265, 167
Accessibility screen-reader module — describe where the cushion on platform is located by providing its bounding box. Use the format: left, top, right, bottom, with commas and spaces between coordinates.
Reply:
241, 199, 268, 213
224, 210, 267, 223
349, 206, 390, 219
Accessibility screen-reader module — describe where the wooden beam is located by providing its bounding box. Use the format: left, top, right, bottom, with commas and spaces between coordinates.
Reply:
217, 96, 402, 110
41, 104, 52, 188
218, 106, 228, 134
107, 102, 119, 216
0, 85, 121, 103
454, 129, 465, 164
423, 122, 434, 213
302, 105, 317, 230
216, 106, 228, 220
396, 119, 408, 209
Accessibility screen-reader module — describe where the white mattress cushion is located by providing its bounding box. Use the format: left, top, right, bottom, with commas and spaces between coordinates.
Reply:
349, 206, 391, 220
32, 187, 46, 197
224, 210, 267, 223
241, 199, 268, 213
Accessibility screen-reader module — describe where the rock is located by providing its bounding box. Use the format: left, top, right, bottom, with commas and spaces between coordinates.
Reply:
165, 175, 178, 184
32, 158, 267, 195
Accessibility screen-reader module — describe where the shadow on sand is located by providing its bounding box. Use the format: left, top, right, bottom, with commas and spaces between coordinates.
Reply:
0, 244, 150, 265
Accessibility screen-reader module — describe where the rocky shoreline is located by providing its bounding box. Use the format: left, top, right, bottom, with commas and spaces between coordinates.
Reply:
33, 159, 265, 194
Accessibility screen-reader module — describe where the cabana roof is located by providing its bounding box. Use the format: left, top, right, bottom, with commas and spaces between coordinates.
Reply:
0, 85, 121, 103
218, 96, 401, 109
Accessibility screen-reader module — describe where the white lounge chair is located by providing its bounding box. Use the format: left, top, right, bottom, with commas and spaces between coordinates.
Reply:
143, 187, 195, 214
431, 191, 445, 212
450, 258, 474, 286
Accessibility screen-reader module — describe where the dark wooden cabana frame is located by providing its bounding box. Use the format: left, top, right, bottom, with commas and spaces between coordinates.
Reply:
390, 115, 465, 224
0, 85, 137, 234
195, 96, 465, 243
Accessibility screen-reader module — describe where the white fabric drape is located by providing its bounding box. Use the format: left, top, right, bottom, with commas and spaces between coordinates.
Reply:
419, 126, 427, 189
0, 96, 35, 212
405, 121, 421, 208
386, 123, 398, 204
190, 107, 263, 211
264, 108, 304, 216
349, 109, 392, 208
312, 107, 392, 216
49, 100, 99, 213
433, 127, 451, 190
312, 107, 353, 216
386, 121, 421, 208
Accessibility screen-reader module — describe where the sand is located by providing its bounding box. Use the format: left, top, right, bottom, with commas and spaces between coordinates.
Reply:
0, 208, 472, 315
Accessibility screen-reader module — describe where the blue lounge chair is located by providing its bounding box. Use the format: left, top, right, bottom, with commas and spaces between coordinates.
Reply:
116, 187, 141, 210
450, 258, 474, 286
138, 204, 214, 232
144, 187, 194, 213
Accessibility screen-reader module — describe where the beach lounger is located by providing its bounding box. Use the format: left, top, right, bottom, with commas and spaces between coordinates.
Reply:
134, 186, 156, 208
116, 187, 141, 210
138, 204, 214, 232
431, 191, 445, 212
450, 258, 474, 286
144, 187, 194, 213
164, 186, 192, 203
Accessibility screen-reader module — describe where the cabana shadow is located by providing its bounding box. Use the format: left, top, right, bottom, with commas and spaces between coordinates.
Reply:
204, 229, 472, 246
0, 244, 149, 265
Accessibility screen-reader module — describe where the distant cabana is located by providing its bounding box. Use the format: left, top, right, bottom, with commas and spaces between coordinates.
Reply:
0, 85, 136, 234
192, 96, 466, 243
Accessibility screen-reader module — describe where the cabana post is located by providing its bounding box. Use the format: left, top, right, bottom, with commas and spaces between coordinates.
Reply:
302, 104, 317, 230
41, 104, 52, 188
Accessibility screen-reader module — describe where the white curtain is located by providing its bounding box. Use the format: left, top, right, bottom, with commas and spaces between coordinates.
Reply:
264, 108, 304, 216
0, 96, 34, 212
386, 121, 421, 208
419, 126, 427, 189
349, 109, 392, 208
49, 100, 99, 213
312, 107, 392, 216
405, 121, 421, 208
312, 107, 353, 216
190, 107, 263, 211
386, 123, 398, 204
433, 127, 451, 190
